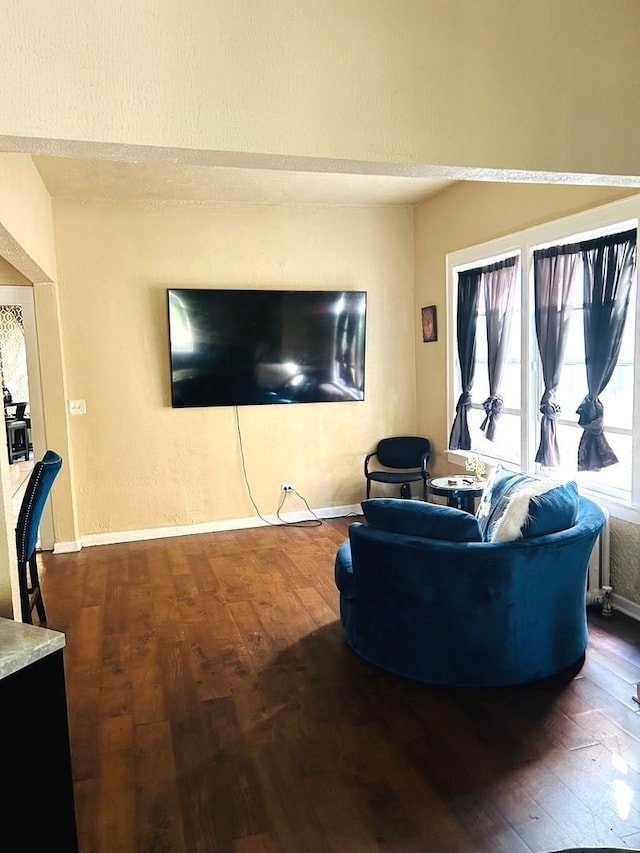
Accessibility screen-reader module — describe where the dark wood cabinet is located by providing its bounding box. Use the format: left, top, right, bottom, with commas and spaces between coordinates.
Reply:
0, 623, 78, 850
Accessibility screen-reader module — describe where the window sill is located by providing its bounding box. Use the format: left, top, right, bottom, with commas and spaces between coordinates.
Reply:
446, 450, 640, 526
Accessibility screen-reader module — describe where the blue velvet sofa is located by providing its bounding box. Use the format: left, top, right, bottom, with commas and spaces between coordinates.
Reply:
334, 485, 605, 687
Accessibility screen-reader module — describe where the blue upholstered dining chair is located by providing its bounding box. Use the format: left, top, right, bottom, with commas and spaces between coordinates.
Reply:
15, 449, 62, 624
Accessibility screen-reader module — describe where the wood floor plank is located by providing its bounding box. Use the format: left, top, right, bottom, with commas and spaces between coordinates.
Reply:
541, 741, 640, 839
73, 777, 95, 853
201, 695, 271, 843
103, 554, 130, 635
38, 517, 640, 853
158, 639, 225, 850
515, 757, 631, 850
384, 760, 478, 852
135, 720, 188, 853
67, 682, 100, 783
93, 714, 137, 853
78, 549, 110, 610
99, 631, 133, 718
588, 640, 640, 683
252, 741, 333, 853
183, 619, 247, 702
233, 831, 283, 853
573, 708, 640, 773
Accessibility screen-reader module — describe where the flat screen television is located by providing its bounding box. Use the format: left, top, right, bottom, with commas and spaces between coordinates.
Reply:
167, 288, 367, 408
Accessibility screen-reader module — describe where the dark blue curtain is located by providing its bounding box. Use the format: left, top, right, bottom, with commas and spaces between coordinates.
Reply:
480, 257, 517, 441
533, 247, 579, 467
449, 268, 481, 450
577, 229, 637, 471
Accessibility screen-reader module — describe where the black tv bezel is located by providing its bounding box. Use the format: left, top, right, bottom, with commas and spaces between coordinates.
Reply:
166, 287, 367, 409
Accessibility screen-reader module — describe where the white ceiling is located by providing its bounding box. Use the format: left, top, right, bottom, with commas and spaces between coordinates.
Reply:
33, 155, 453, 206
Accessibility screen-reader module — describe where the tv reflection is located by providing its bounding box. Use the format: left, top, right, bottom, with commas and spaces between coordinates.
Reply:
253, 293, 365, 402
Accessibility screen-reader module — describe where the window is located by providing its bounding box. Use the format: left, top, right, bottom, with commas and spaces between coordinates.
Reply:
553, 255, 636, 500
447, 195, 640, 521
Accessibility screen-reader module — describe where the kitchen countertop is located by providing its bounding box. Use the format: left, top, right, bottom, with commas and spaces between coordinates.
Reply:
0, 616, 65, 680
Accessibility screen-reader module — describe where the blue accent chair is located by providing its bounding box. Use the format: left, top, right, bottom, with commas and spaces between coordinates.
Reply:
334, 496, 605, 687
15, 449, 63, 624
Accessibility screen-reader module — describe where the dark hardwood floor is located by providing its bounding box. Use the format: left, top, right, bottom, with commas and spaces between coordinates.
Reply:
40, 516, 640, 852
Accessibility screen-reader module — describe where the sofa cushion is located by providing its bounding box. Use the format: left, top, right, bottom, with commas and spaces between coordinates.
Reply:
476, 467, 579, 542
362, 498, 483, 542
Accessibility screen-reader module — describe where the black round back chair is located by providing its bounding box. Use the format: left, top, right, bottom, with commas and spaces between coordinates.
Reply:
364, 436, 431, 500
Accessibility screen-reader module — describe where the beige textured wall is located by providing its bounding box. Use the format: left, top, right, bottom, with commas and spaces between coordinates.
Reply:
2, 2, 640, 180
611, 520, 640, 604
53, 200, 416, 536
33, 281, 80, 546
0, 154, 57, 282
0, 257, 30, 285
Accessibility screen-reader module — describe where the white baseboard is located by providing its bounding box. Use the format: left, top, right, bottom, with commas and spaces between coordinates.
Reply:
53, 540, 82, 554
79, 503, 362, 548
612, 593, 640, 622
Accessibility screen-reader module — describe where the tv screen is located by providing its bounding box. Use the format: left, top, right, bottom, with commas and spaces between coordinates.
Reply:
167, 288, 367, 408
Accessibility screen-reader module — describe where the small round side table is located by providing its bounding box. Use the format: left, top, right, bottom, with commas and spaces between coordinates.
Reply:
428, 476, 486, 514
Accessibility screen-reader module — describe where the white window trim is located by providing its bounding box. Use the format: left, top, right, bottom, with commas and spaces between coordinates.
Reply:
446, 193, 640, 525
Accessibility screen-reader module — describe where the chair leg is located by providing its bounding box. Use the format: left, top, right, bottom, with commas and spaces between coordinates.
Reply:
400, 483, 410, 499
366, 479, 371, 499
18, 559, 32, 623
28, 552, 46, 624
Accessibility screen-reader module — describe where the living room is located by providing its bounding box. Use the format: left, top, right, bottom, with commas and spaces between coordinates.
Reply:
1, 3, 640, 850
0, 3, 639, 586
3, 163, 637, 604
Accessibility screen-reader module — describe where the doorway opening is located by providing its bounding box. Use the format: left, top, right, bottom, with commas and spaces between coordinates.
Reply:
0, 286, 50, 541
0, 303, 34, 521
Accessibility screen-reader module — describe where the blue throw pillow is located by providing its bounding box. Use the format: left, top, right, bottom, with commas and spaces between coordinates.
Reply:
362, 498, 482, 542
476, 466, 579, 542
520, 481, 579, 539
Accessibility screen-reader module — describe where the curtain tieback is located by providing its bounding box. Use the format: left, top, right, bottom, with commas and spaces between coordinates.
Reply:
455, 392, 472, 413
576, 396, 604, 434
539, 390, 560, 419
482, 393, 504, 419
480, 393, 503, 432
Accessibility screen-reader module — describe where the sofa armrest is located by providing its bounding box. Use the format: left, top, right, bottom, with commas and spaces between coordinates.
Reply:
334, 539, 354, 599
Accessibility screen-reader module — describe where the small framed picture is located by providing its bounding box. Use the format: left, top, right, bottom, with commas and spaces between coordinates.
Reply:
421, 305, 437, 342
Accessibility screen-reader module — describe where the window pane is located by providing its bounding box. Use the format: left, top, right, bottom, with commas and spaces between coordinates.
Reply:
469, 407, 521, 464
600, 364, 634, 429
472, 275, 521, 411
473, 290, 489, 402
501, 352, 521, 409
555, 297, 584, 418
554, 262, 636, 440
579, 431, 632, 496
600, 273, 636, 430
554, 422, 631, 496
555, 363, 583, 422
473, 332, 490, 403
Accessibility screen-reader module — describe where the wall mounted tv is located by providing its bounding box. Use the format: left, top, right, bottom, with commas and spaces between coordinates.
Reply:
167, 288, 367, 408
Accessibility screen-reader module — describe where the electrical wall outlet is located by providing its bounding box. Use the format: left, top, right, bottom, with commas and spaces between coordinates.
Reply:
281, 482, 295, 493
68, 399, 87, 415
